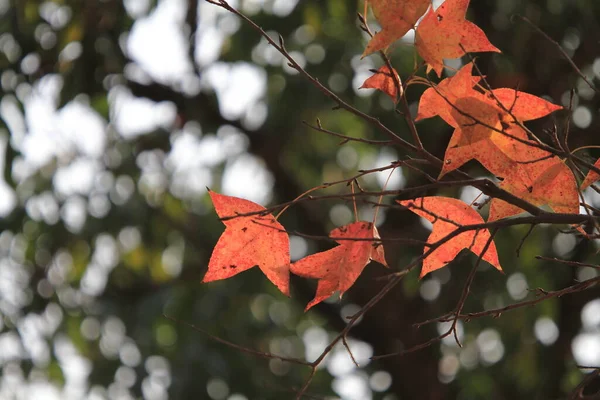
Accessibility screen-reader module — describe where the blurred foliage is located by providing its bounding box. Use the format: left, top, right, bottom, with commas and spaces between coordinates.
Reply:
0, 0, 599, 399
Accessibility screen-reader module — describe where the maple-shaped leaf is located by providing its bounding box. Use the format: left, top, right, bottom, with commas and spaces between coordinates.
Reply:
416, 62, 482, 126
397, 197, 502, 277
441, 118, 579, 222
290, 221, 387, 311
415, 0, 500, 77
204, 191, 290, 296
360, 65, 402, 103
437, 98, 550, 179
440, 96, 509, 177
416, 65, 563, 179
363, 0, 430, 57
580, 159, 600, 190
488, 156, 579, 221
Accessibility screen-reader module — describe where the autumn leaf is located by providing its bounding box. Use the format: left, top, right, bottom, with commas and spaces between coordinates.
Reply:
440, 116, 579, 222
443, 90, 573, 221
359, 65, 402, 102
426, 95, 521, 179
448, 113, 579, 222
438, 99, 553, 179
440, 96, 509, 176
363, 0, 430, 57
416, 64, 563, 180
489, 88, 563, 120
204, 191, 290, 296
416, 62, 482, 126
397, 197, 502, 277
444, 91, 561, 175
291, 221, 387, 311
581, 158, 600, 190
488, 156, 579, 221
415, 0, 500, 77
416, 64, 562, 128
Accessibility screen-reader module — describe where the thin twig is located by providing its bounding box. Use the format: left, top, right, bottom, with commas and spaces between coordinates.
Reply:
163, 314, 312, 366
536, 256, 600, 270
513, 14, 600, 95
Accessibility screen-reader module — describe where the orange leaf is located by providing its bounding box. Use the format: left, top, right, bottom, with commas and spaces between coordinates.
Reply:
489, 88, 563, 121
416, 62, 482, 126
416, 63, 563, 180
397, 197, 502, 278
440, 96, 517, 178
445, 92, 561, 171
359, 65, 402, 102
581, 158, 600, 190
204, 191, 290, 296
415, 0, 500, 77
363, 0, 430, 57
290, 221, 387, 311
416, 64, 562, 127
489, 157, 579, 221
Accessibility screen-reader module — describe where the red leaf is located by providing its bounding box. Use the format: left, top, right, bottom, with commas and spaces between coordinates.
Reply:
291, 221, 387, 311
581, 158, 600, 190
359, 65, 402, 102
397, 197, 502, 278
489, 156, 579, 221
415, 0, 500, 77
204, 191, 290, 296
416, 64, 562, 128
416, 63, 564, 181
363, 0, 430, 57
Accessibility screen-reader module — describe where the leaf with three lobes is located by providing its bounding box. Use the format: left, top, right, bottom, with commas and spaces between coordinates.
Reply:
397, 197, 502, 277
415, 0, 500, 77
581, 159, 600, 190
203, 191, 290, 296
360, 65, 402, 103
363, 0, 430, 57
290, 221, 387, 311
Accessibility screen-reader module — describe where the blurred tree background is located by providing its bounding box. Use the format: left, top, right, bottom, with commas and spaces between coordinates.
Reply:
1, 0, 600, 399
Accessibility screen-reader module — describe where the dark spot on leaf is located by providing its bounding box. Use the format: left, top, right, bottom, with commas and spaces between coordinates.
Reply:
229, 264, 237, 269
241, 227, 247, 232
527, 186, 533, 193
437, 14, 443, 22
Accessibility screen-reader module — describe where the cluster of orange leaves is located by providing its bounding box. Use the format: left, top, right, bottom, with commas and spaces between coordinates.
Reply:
203, 0, 600, 311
